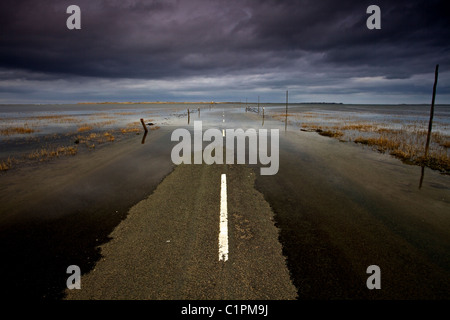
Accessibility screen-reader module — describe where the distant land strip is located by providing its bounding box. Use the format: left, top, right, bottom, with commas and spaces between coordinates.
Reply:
77, 101, 222, 105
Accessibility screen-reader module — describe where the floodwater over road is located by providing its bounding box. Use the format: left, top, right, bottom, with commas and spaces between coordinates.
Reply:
0, 103, 449, 299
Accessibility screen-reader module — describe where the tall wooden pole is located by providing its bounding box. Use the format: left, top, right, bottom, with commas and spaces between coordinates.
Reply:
424, 64, 439, 158
285, 90, 288, 130
258, 96, 260, 114
262, 107, 265, 126
285, 90, 288, 115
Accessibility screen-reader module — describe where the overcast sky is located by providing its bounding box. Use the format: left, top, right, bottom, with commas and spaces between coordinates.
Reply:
1, 0, 449, 104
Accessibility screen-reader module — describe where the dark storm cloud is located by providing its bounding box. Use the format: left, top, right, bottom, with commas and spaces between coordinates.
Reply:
0, 0, 449, 103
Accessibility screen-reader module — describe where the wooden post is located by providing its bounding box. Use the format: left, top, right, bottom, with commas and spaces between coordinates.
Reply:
140, 118, 148, 133
424, 64, 439, 159
285, 90, 288, 115
188, 108, 190, 124
258, 96, 260, 114
285, 90, 288, 131
262, 107, 265, 126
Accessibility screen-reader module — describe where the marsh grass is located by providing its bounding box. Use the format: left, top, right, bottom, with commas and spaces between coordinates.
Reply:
77, 125, 93, 133
271, 113, 296, 122
120, 120, 154, 134
0, 111, 165, 173
318, 130, 344, 138
33, 115, 82, 123
27, 146, 78, 161
354, 136, 401, 151
0, 114, 162, 173
285, 111, 450, 173
351, 129, 449, 172
103, 132, 115, 142
0, 157, 16, 171
0, 126, 36, 135
120, 128, 140, 134
75, 131, 117, 146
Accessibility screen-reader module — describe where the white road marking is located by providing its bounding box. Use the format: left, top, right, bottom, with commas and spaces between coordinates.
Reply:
219, 174, 228, 261
222, 129, 225, 137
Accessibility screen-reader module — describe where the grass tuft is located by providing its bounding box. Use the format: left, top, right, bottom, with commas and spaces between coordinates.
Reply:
27, 146, 78, 161
0, 126, 36, 135
77, 125, 93, 133
318, 130, 343, 138
0, 157, 16, 171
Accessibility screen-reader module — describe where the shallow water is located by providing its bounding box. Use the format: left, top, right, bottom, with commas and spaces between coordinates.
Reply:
2, 103, 448, 137
0, 102, 449, 299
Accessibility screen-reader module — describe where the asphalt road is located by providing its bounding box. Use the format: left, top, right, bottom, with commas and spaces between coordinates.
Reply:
2, 105, 448, 300
65, 162, 297, 299
65, 107, 450, 300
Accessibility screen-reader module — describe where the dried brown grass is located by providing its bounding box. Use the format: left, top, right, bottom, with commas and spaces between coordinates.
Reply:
34, 115, 81, 123
298, 115, 450, 172
318, 130, 344, 138
0, 157, 16, 171
354, 136, 401, 151
77, 125, 93, 133
353, 133, 450, 171
76, 131, 116, 145
27, 146, 78, 161
120, 128, 140, 134
0, 126, 36, 135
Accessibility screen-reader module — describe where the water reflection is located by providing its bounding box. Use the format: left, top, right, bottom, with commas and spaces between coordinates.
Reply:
419, 166, 425, 189
262, 107, 265, 127
141, 131, 148, 144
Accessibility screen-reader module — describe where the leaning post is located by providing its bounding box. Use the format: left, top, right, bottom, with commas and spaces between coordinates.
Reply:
424, 64, 439, 159
140, 118, 148, 133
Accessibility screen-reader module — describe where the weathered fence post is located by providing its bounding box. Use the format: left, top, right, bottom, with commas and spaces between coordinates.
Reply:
258, 96, 260, 114
140, 118, 148, 133
424, 64, 439, 159
262, 107, 265, 126
285, 90, 288, 131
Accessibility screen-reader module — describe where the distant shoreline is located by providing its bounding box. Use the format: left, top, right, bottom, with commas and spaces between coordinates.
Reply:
74, 101, 449, 106
77, 101, 220, 105
1, 102, 450, 106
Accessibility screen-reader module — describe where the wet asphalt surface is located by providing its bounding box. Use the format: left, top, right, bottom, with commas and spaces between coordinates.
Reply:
1, 106, 450, 300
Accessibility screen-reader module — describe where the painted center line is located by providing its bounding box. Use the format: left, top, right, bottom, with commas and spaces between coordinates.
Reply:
219, 173, 228, 261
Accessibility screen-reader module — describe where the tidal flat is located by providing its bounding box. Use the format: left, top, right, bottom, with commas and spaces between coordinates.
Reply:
0, 102, 449, 299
